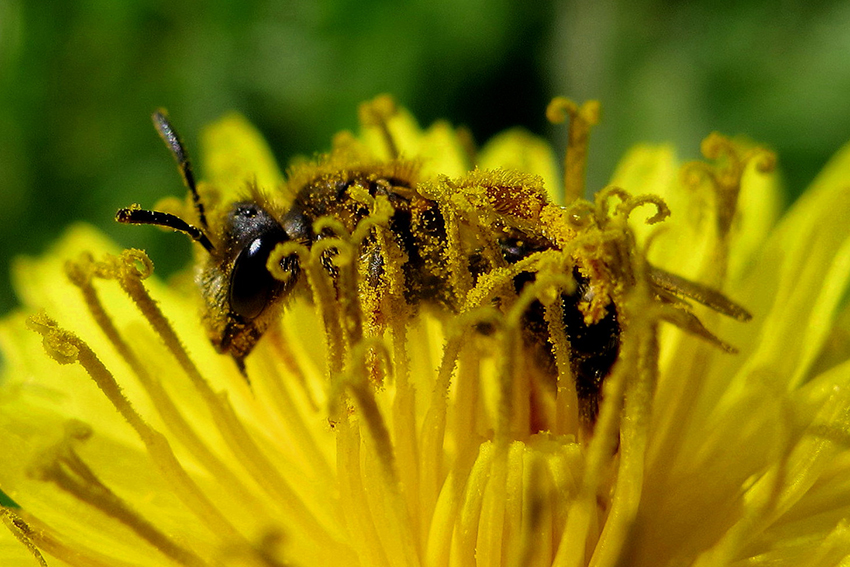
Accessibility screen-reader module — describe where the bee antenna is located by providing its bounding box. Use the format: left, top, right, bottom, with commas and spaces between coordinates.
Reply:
152, 110, 209, 230
116, 207, 215, 253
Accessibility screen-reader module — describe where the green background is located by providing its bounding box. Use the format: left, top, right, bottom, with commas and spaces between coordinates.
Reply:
2, 0, 849, 315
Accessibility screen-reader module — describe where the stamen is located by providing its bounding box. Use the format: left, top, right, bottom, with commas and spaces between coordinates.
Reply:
3, 510, 143, 567
93, 250, 342, 552
590, 290, 660, 565
594, 185, 632, 222
27, 419, 209, 567
443, 204, 477, 303
0, 508, 48, 567
359, 94, 400, 159
544, 296, 579, 436
615, 194, 671, 225
311, 218, 364, 351
65, 253, 270, 519
27, 311, 247, 545
419, 308, 500, 539
270, 240, 347, 377
500, 274, 574, 439
547, 97, 601, 204
650, 266, 752, 322
336, 416, 394, 567
345, 339, 397, 482
680, 133, 777, 280
657, 302, 739, 353
461, 249, 570, 313
368, 203, 423, 534
341, 340, 421, 566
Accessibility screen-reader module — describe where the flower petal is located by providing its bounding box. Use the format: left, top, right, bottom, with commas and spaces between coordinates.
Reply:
200, 112, 284, 201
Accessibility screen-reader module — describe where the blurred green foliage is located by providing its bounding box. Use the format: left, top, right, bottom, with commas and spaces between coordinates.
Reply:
1, 0, 849, 314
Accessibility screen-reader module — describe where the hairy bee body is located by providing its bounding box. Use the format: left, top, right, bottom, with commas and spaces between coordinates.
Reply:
190, 163, 619, 422
119, 109, 748, 425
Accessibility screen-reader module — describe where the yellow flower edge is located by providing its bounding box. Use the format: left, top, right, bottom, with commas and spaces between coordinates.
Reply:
0, 97, 848, 567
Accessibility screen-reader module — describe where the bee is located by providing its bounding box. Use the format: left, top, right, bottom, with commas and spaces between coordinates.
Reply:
117, 109, 750, 423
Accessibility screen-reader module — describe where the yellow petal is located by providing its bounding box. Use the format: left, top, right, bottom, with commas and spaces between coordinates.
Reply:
610, 144, 714, 280
727, 159, 783, 283
724, 142, 850, 393
200, 112, 284, 201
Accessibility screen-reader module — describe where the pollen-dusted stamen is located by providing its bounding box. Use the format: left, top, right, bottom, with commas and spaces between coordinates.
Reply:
461, 249, 572, 314
616, 194, 672, 226
64, 252, 272, 519
419, 307, 502, 522
500, 273, 574, 440
359, 196, 424, 531
333, 337, 422, 565
313, 232, 362, 347
359, 94, 401, 160
24, 415, 210, 567
547, 97, 601, 204
26, 311, 248, 548
89, 249, 344, 553
543, 290, 579, 435
589, 290, 662, 565
680, 133, 777, 280
269, 239, 347, 376
0, 508, 48, 567
342, 339, 397, 480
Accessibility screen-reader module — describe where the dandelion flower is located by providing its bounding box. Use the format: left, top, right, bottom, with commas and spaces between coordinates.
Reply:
2, 95, 850, 567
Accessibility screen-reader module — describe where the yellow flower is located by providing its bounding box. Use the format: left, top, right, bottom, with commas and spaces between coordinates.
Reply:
2, 94, 850, 567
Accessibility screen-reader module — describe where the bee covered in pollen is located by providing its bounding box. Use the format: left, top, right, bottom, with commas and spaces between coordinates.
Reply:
117, 97, 752, 424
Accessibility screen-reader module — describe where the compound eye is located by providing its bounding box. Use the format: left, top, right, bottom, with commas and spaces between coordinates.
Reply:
229, 235, 282, 320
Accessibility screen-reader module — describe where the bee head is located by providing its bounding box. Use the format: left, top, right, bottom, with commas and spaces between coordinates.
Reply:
201, 201, 300, 370
117, 110, 301, 374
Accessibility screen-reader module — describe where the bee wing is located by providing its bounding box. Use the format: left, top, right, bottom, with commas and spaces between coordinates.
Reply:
649, 267, 752, 322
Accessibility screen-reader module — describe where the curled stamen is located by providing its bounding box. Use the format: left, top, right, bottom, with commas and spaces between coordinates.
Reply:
746, 147, 777, 173
547, 97, 601, 204
616, 194, 671, 225
350, 196, 394, 247
461, 249, 571, 313
26, 313, 79, 365
595, 186, 632, 223
680, 133, 776, 281
313, 237, 355, 269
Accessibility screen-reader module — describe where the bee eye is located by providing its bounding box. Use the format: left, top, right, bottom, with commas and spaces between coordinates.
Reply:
229, 234, 284, 320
